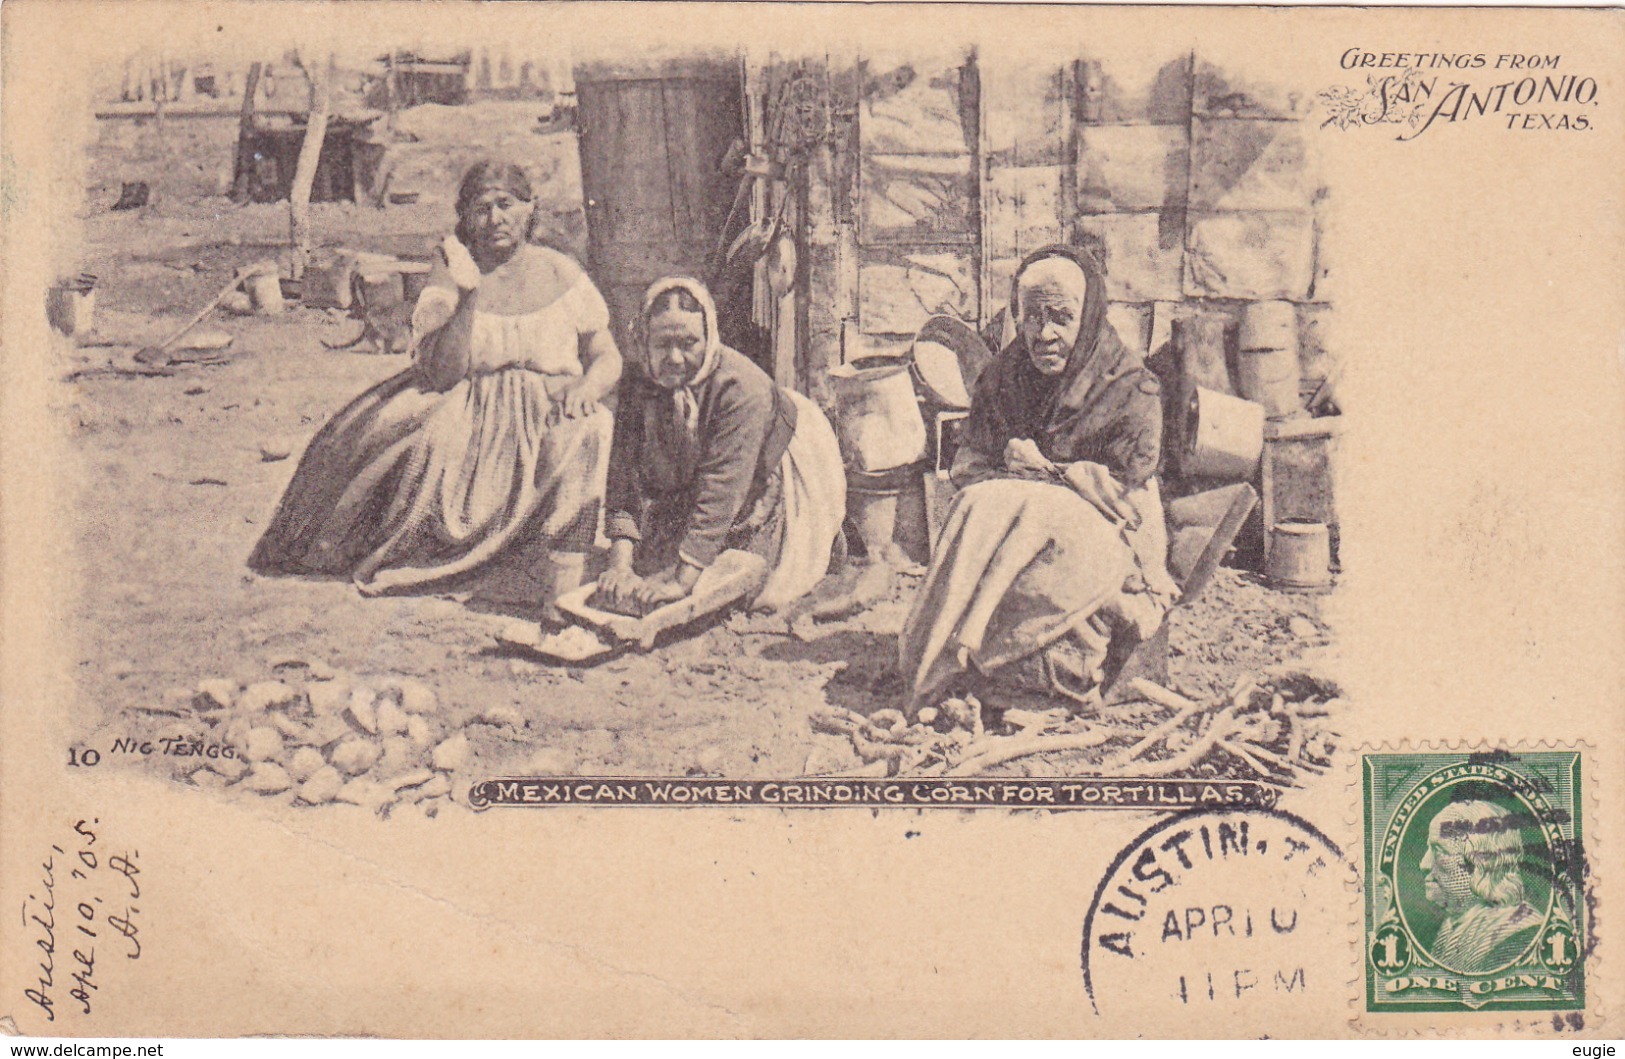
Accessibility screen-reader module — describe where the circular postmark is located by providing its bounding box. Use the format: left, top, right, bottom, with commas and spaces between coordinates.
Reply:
1082, 808, 1350, 1029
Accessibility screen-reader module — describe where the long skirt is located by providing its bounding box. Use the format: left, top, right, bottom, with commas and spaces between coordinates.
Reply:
753, 391, 846, 610
899, 477, 1174, 713
249, 367, 610, 597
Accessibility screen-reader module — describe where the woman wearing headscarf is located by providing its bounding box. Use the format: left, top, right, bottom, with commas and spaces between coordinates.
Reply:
249, 160, 622, 613
899, 244, 1178, 719
599, 277, 845, 615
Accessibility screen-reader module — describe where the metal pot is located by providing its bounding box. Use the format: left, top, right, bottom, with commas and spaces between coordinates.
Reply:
830, 356, 928, 474
1267, 519, 1333, 589
1183, 386, 1265, 480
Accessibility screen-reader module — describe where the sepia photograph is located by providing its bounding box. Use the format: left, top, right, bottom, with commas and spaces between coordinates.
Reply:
1, 0, 1619, 1041
55, 34, 1343, 806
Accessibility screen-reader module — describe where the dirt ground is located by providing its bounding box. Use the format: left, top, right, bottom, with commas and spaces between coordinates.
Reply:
58, 151, 1336, 800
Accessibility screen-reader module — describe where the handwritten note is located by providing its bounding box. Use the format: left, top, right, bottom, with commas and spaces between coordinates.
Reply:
19, 819, 142, 1025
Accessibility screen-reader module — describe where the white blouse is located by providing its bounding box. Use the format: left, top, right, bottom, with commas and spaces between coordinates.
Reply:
418, 272, 611, 377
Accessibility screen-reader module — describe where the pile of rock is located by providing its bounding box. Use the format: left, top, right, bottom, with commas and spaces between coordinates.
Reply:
187, 665, 514, 818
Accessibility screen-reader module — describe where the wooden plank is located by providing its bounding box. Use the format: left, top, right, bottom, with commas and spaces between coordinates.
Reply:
1189, 118, 1314, 212
590, 240, 715, 283
578, 57, 741, 82
577, 79, 677, 248
1072, 212, 1185, 302
1076, 124, 1190, 214
288, 56, 330, 281
982, 61, 1068, 167
1265, 415, 1343, 441
858, 248, 977, 335
229, 62, 263, 204
774, 284, 798, 390
1076, 51, 1193, 126
1184, 211, 1315, 300
859, 152, 977, 244
1179, 483, 1258, 601
614, 82, 678, 245
860, 58, 972, 154
984, 165, 1065, 265
659, 77, 742, 249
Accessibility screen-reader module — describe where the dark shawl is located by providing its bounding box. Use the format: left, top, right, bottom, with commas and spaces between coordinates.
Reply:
961, 244, 1163, 489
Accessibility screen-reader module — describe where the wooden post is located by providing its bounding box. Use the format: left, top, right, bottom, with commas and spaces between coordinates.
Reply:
229, 62, 264, 204
288, 54, 331, 281
383, 51, 397, 132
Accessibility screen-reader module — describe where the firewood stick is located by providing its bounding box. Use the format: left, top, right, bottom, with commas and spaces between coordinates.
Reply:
1116, 710, 1236, 776
1287, 713, 1307, 768
1221, 738, 1296, 781
1103, 696, 1207, 768
134, 263, 271, 364
1128, 677, 1203, 714
946, 730, 1115, 777
1242, 741, 1297, 772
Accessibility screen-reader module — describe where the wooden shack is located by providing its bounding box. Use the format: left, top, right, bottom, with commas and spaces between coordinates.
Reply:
232, 115, 378, 203
574, 57, 745, 354
572, 47, 1340, 568
384, 52, 472, 108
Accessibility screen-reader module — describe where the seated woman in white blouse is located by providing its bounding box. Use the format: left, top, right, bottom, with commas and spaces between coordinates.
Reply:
250, 160, 622, 615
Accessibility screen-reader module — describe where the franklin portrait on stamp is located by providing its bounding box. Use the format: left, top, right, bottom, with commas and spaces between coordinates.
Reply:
1419, 800, 1542, 975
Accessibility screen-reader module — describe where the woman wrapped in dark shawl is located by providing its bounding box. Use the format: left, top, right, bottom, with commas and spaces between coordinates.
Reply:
899, 245, 1178, 718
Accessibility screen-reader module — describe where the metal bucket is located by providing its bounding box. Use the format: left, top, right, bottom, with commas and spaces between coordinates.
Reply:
47, 274, 98, 337
831, 356, 928, 473
1267, 519, 1332, 589
1183, 386, 1265, 480
1237, 301, 1301, 419
247, 269, 285, 314
846, 462, 930, 567
1237, 346, 1301, 419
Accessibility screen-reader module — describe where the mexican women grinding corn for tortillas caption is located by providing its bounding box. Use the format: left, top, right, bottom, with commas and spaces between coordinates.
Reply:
597, 277, 846, 616
248, 160, 622, 614
899, 244, 1179, 722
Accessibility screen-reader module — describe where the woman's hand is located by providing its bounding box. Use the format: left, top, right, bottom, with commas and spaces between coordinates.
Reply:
440, 235, 482, 292
631, 563, 699, 611
1061, 460, 1138, 526
549, 377, 602, 421
1004, 437, 1057, 478
631, 574, 689, 611
596, 565, 644, 614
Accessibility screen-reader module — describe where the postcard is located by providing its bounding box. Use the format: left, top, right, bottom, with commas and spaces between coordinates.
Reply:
1, 0, 1620, 1039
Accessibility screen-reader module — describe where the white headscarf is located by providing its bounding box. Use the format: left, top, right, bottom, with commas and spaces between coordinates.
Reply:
640, 276, 723, 434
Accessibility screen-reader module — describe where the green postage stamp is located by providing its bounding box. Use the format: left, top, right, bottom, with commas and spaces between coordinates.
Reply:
1363, 749, 1585, 1013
